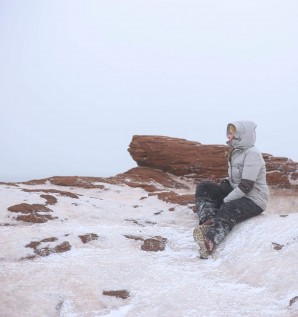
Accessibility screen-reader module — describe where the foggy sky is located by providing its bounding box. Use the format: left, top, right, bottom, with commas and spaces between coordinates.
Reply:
1, 0, 297, 182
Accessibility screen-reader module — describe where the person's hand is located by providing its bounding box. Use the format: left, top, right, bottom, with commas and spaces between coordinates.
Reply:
220, 179, 232, 193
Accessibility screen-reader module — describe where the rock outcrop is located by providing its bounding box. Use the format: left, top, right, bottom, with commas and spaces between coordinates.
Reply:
128, 135, 228, 182
263, 154, 298, 188
128, 135, 298, 189
8, 203, 57, 223
20, 167, 195, 208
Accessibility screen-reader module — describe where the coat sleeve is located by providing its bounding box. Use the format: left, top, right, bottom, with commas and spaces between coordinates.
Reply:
224, 150, 263, 203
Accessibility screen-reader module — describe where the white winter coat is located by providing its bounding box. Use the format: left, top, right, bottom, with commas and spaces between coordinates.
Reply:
223, 121, 269, 210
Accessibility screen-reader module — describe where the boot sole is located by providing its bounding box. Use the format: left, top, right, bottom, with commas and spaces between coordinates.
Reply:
193, 226, 210, 259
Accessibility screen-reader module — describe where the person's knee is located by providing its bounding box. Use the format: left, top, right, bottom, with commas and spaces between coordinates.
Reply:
195, 181, 220, 200
196, 181, 214, 197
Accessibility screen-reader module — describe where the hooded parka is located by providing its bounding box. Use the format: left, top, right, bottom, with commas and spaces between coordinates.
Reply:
224, 121, 269, 210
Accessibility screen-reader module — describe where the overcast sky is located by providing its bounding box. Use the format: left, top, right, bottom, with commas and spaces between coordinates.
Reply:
1, 0, 297, 182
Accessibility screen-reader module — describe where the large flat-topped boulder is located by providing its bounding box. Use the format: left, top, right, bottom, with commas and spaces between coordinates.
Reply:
128, 135, 298, 188
128, 135, 228, 182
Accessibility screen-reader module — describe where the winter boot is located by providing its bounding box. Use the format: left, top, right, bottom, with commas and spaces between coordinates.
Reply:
193, 225, 215, 259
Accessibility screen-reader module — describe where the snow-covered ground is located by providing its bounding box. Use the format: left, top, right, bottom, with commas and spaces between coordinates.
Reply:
0, 181, 297, 317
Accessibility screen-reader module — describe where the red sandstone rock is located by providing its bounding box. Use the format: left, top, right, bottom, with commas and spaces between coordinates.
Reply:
128, 135, 298, 188
7, 203, 56, 223
22, 188, 80, 199
35, 241, 71, 256
40, 194, 58, 205
102, 290, 130, 299
128, 135, 228, 182
78, 233, 99, 244
141, 236, 167, 252
16, 213, 57, 223
262, 154, 298, 188
148, 191, 194, 206
112, 167, 191, 190
8, 203, 52, 214
25, 238, 71, 258
23, 176, 105, 189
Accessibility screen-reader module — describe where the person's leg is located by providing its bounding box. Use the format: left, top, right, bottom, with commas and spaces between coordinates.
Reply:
194, 197, 263, 258
205, 197, 263, 246
195, 181, 232, 225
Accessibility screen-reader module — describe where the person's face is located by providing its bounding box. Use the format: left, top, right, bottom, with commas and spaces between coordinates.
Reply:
227, 131, 234, 143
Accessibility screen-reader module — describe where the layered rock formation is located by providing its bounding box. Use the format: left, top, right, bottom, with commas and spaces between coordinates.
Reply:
128, 135, 227, 182
128, 135, 298, 189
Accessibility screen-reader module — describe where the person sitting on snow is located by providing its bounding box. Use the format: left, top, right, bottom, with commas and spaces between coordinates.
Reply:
193, 120, 269, 259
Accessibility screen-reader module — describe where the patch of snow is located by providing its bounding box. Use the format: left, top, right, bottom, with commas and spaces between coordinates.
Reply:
289, 174, 298, 186
0, 183, 297, 317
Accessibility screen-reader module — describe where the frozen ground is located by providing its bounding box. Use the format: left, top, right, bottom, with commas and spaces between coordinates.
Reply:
0, 181, 297, 317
